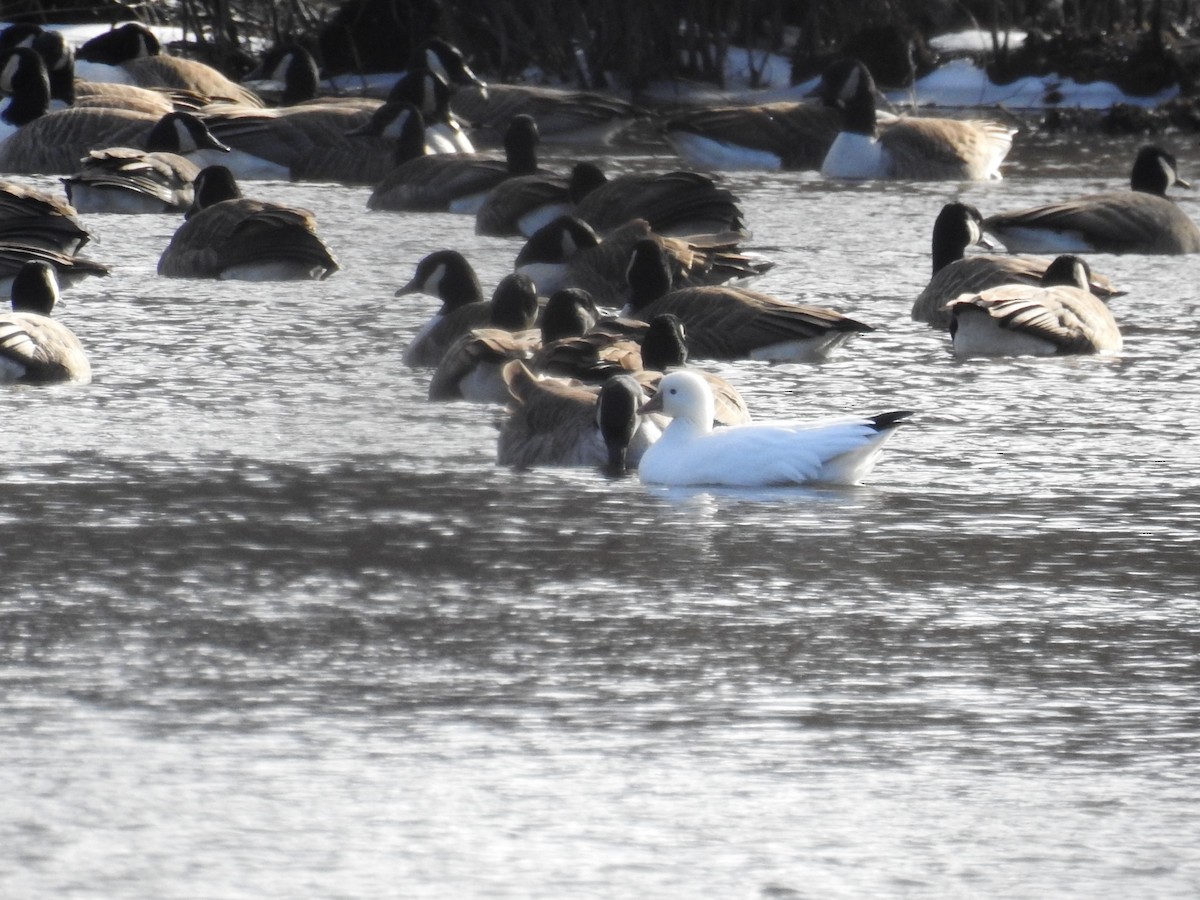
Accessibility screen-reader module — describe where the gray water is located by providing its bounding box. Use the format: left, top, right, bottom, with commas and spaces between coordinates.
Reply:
3, 130, 1199, 899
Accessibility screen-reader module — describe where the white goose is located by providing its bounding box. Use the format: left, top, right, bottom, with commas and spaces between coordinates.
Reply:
637, 369, 912, 487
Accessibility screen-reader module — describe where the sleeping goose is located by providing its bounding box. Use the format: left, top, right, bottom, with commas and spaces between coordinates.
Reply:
74, 22, 263, 106
0, 243, 109, 295
0, 180, 90, 254
945, 254, 1123, 358
982, 145, 1200, 254
450, 82, 645, 146
569, 167, 747, 237
0, 260, 91, 384
497, 362, 662, 474
637, 369, 912, 487
913, 202, 1124, 329
665, 99, 843, 172
622, 238, 872, 362
62, 111, 231, 213
364, 111, 542, 213
514, 216, 771, 308
426, 274, 542, 402
157, 165, 339, 280
0, 47, 192, 174
813, 57, 1015, 181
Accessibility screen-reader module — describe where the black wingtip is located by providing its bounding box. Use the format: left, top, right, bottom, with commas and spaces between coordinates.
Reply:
868, 410, 916, 431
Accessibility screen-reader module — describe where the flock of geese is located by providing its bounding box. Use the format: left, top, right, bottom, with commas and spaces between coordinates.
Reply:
3, 22, 1198, 487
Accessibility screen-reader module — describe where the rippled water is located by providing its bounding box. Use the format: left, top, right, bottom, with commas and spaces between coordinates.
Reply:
3, 129, 1200, 899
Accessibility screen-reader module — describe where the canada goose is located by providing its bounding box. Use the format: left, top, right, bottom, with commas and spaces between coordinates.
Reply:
913, 202, 1124, 329
665, 100, 843, 171
637, 370, 912, 487
623, 238, 872, 362
982, 145, 1200, 254
569, 167, 747, 237
497, 361, 662, 474
427, 273, 542, 402
395, 249, 492, 367
157, 165, 339, 280
813, 57, 1015, 181
383, 67, 474, 153
0, 260, 91, 383
0, 242, 109, 295
365, 111, 542, 212
62, 111, 231, 213
450, 82, 645, 145
0, 47, 194, 174
28, 28, 209, 115
946, 254, 1123, 358
514, 216, 771, 308
74, 22, 263, 106
0, 180, 90, 253
417, 38, 488, 95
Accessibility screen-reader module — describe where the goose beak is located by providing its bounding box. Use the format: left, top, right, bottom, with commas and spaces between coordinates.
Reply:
1178, 176, 1193, 189
638, 392, 663, 414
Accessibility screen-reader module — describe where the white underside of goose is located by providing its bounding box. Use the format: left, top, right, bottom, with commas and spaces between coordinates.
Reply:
986, 227, 1097, 254
820, 132, 888, 180
950, 306, 1061, 358
427, 122, 474, 154
747, 331, 859, 363
514, 261, 568, 296
71, 61, 136, 85
457, 363, 518, 405
517, 203, 574, 239
218, 260, 328, 281
666, 132, 783, 172
66, 183, 176, 214
447, 190, 494, 215
189, 147, 290, 181
639, 415, 902, 487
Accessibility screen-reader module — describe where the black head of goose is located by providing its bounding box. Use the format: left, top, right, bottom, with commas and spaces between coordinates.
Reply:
812, 57, 1015, 181
0, 179, 90, 254
946, 253, 1123, 358
386, 67, 473, 153
418, 38, 487, 95
156, 165, 339, 280
395, 249, 492, 367
366, 112, 541, 213
63, 111, 231, 214
0, 260, 91, 384
515, 215, 772, 308
637, 313, 751, 426
496, 360, 661, 474
623, 238, 873, 363
76, 23, 263, 106
982, 145, 1200, 255
427, 273, 542, 403
914, 202, 1124, 328
243, 43, 322, 105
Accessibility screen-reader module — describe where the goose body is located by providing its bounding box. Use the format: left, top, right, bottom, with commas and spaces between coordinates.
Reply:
914, 202, 1123, 329
569, 167, 746, 237
665, 101, 843, 171
395, 249, 494, 367
0, 260, 90, 383
637, 370, 911, 487
815, 58, 1014, 181
497, 362, 662, 474
157, 166, 339, 280
982, 145, 1200, 254
62, 111, 231, 213
946, 254, 1123, 358
450, 82, 644, 145
623, 239, 871, 363
0, 180, 89, 253
515, 216, 770, 308
0, 243, 109, 295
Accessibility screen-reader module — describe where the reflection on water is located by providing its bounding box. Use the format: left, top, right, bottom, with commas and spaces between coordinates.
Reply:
3, 132, 1200, 898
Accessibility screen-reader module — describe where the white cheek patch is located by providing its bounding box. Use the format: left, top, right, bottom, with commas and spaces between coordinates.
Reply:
0, 54, 22, 93
382, 108, 412, 140
841, 67, 861, 102
424, 262, 446, 293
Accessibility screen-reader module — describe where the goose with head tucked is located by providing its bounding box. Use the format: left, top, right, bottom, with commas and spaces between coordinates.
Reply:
945, 254, 1123, 358
0, 260, 90, 384
568, 167, 747, 237
0, 180, 90, 254
426, 273, 543, 402
497, 362, 662, 475
156, 165, 339, 280
74, 22, 263, 106
0, 242, 108, 295
982, 145, 1200, 254
450, 81, 645, 146
637, 369, 912, 487
913, 202, 1124, 329
62, 111, 231, 213
364, 110, 542, 213
813, 57, 1015, 181
514, 215, 771, 308
622, 238, 871, 363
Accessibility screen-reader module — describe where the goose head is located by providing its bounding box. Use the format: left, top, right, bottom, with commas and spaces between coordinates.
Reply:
187, 165, 242, 218
638, 369, 714, 433
515, 216, 601, 267
395, 249, 484, 310
639, 313, 689, 370
77, 22, 161, 64
1130, 145, 1190, 196
809, 57, 878, 135
248, 43, 322, 105
0, 47, 51, 126
10, 260, 59, 315
489, 273, 539, 330
346, 100, 428, 164
540, 288, 599, 342
931, 202, 988, 273
386, 68, 453, 123
624, 239, 674, 311
597, 373, 646, 476
146, 111, 232, 155
1041, 254, 1092, 290
503, 114, 540, 175
418, 38, 487, 95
